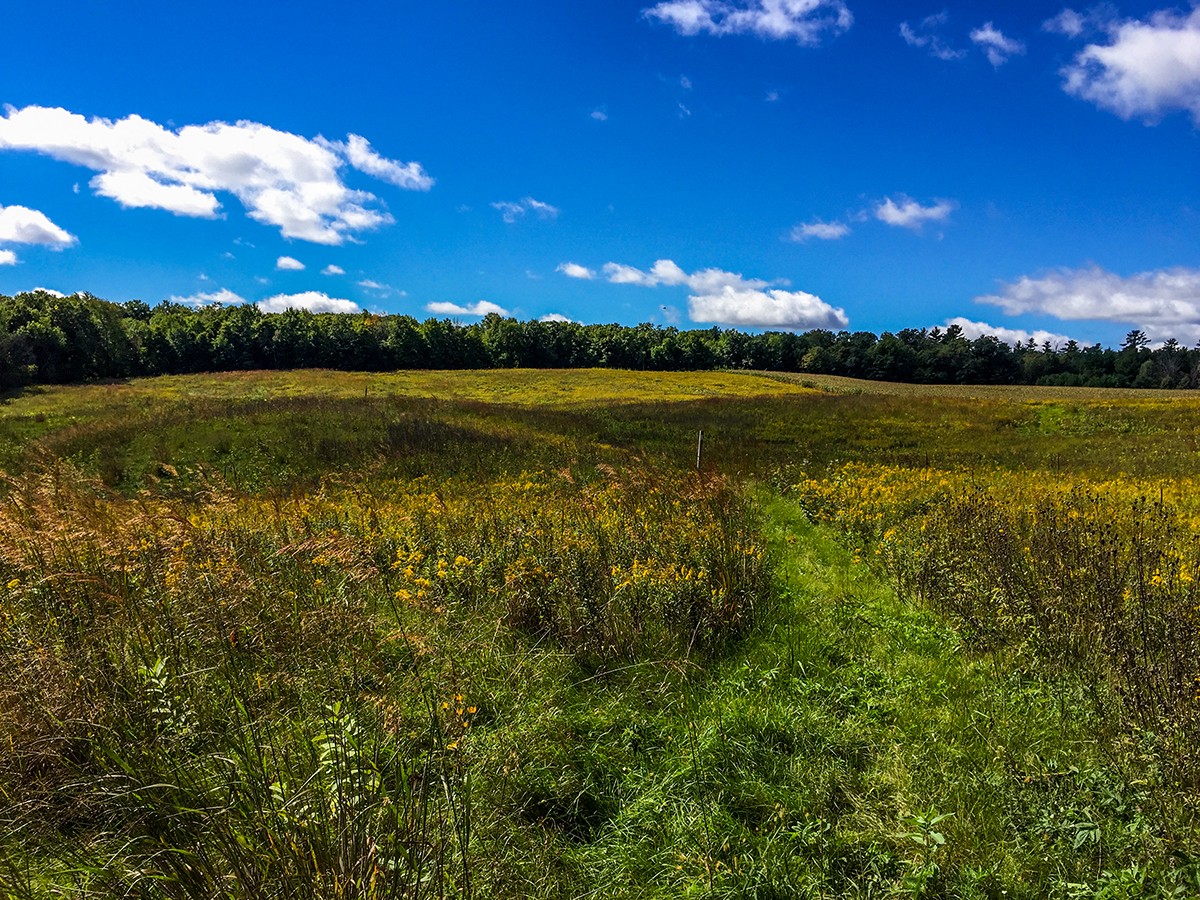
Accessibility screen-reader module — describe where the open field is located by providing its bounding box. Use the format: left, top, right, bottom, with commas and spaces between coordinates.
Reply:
759, 370, 1200, 400
2, 369, 1200, 899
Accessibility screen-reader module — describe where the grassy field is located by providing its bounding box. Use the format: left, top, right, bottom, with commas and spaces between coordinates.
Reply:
760, 370, 1200, 400
2, 369, 1200, 899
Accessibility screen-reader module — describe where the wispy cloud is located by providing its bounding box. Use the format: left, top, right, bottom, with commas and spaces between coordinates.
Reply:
491, 197, 560, 224
0, 105, 433, 244
358, 278, 400, 297
425, 300, 511, 317
874, 196, 956, 230
643, 0, 852, 45
168, 288, 247, 307
789, 219, 850, 241
276, 255, 305, 271
1043, 8, 1085, 38
591, 106, 609, 121
328, 134, 435, 190
970, 21, 1026, 67
899, 11, 966, 61
603, 258, 847, 329
321, 264, 345, 275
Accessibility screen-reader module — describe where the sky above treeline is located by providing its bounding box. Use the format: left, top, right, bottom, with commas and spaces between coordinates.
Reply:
1, 0, 1199, 348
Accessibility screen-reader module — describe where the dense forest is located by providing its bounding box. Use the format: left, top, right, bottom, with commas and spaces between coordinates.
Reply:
1, 289, 1195, 390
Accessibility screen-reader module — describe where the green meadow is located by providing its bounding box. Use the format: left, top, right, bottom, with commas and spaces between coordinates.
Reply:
2, 369, 1199, 899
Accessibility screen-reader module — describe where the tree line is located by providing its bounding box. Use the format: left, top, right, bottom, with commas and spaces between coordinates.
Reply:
1, 289, 1194, 391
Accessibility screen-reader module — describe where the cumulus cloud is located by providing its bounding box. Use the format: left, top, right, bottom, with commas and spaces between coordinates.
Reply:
943, 317, 1076, 348
603, 258, 847, 329
491, 196, 560, 224
169, 288, 247, 307
874, 196, 956, 230
975, 265, 1200, 342
276, 255, 305, 271
425, 300, 511, 317
321, 264, 345, 275
540, 313, 577, 323
970, 21, 1026, 67
899, 12, 966, 61
0, 250, 15, 265
789, 219, 850, 241
557, 262, 596, 279
0, 204, 77, 246
0, 105, 433, 245
1056, 8, 1200, 122
257, 291, 361, 314
643, 0, 852, 45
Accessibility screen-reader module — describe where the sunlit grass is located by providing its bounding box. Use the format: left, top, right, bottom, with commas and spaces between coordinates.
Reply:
2, 369, 1200, 897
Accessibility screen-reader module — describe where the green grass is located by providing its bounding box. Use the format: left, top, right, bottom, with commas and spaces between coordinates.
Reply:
2, 369, 1200, 898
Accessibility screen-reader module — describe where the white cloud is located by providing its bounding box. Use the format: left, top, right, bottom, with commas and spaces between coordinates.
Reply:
874, 196, 955, 230
643, 0, 852, 45
970, 21, 1026, 67
899, 12, 967, 61
276, 255, 305, 271
557, 262, 596, 279
591, 107, 609, 121
765, 90, 780, 101
680, 75, 693, 89
789, 219, 850, 241
333, 134, 434, 190
603, 258, 847, 329
169, 288, 247, 307
321, 264, 345, 275
0, 105, 433, 245
358, 279, 397, 296
425, 300, 511, 317
1058, 8, 1200, 122
0, 249, 15, 265
257, 291, 361, 314
539, 313, 577, 323
944, 317, 1076, 348
525, 198, 559, 217
33, 287, 65, 296
0, 204, 77, 246
690, 287, 848, 328
491, 196, 559, 223
1043, 9, 1086, 38
975, 265, 1200, 342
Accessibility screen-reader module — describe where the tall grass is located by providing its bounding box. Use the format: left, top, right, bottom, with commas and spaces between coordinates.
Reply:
0, 452, 770, 897
796, 463, 1200, 784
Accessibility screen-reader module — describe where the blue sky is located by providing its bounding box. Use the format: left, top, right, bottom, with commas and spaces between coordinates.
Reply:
2, 0, 1200, 347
